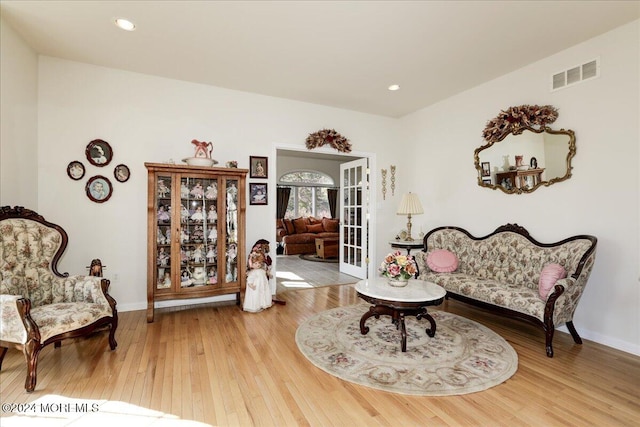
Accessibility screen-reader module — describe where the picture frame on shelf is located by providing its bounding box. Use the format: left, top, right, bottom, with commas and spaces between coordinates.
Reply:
67, 161, 85, 180
249, 156, 268, 178
114, 164, 130, 183
481, 162, 491, 177
85, 139, 113, 167
482, 178, 492, 185
249, 183, 268, 205
86, 175, 113, 203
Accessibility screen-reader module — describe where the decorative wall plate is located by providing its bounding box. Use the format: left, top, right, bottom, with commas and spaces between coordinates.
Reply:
67, 161, 85, 180
86, 139, 113, 167
114, 164, 130, 182
86, 175, 113, 203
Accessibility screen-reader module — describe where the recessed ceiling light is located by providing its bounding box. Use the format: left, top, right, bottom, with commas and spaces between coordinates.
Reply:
388, 84, 400, 91
115, 18, 136, 31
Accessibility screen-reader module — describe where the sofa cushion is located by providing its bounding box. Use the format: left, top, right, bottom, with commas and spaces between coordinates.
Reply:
322, 217, 339, 232
538, 263, 567, 299
426, 249, 459, 273
307, 223, 324, 233
293, 218, 308, 233
281, 219, 295, 235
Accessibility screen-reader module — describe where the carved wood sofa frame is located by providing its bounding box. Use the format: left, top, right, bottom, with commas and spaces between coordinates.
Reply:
417, 224, 597, 357
0, 206, 118, 392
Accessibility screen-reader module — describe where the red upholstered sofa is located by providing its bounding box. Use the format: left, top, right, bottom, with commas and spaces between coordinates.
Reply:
278, 217, 339, 255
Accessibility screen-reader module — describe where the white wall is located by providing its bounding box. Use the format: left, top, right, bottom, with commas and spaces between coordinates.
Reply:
0, 17, 38, 207
401, 21, 639, 354
36, 57, 401, 312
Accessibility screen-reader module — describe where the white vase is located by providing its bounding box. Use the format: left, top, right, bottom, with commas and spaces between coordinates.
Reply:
387, 277, 409, 287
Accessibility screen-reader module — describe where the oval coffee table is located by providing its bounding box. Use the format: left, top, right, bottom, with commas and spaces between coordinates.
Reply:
355, 277, 446, 352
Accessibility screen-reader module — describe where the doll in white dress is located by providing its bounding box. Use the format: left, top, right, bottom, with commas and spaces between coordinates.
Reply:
190, 181, 204, 198
207, 205, 217, 222
205, 184, 217, 200
180, 183, 190, 199
190, 206, 204, 222
243, 239, 273, 313
206, 246, 216, 263
192, 244, 204, 263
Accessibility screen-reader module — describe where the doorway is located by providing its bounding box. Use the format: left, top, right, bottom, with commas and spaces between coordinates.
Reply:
274, 146, 376, 291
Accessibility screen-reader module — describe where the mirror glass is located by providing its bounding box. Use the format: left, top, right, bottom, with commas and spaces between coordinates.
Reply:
474, 126, 575, 194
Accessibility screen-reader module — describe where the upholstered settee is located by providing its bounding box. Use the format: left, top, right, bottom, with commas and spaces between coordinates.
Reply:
278, 217, 339, 255
0, 206, 118, 392
414, 224, 597, 357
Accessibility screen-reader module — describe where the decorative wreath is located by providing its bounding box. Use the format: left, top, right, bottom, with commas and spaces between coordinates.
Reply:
482, 104, 559, 143
305, 128, 352, 153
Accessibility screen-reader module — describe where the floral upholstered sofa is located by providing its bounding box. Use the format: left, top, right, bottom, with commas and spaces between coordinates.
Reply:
0, 206, 118, 392
415, 224, 597, 357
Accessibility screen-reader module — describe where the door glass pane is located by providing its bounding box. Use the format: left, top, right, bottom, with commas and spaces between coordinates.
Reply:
225, 179, 239, 283
179, 176, 218, 288
156, 175, 172, 290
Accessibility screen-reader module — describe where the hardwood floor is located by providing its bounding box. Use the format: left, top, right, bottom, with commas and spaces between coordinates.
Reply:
1, 284, 639, 426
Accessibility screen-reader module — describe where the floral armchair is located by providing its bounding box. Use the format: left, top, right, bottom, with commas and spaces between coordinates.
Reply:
0, 206, 117, 392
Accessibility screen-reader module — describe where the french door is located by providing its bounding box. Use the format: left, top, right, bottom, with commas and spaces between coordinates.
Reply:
339, 158, 368, 279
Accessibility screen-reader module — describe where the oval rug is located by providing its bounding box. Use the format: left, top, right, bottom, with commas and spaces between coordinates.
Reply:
295, 304, 518, 396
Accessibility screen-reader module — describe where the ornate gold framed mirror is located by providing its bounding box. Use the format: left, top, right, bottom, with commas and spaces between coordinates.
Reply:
474, 105, 576, 194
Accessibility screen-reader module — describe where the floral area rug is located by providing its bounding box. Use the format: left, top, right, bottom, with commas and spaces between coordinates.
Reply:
295, 304, 518, 396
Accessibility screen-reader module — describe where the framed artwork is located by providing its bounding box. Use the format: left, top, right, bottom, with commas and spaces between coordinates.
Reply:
481, 162, 491, 177
67, 161, 85, 180
249, 183, 268, 205
114, 164, 130, 183
86, 175, 113, 203
249, 156, 268, 178
85, 139, 113, 167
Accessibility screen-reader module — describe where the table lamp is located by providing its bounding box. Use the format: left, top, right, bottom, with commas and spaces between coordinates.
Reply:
397, 192, 423, 241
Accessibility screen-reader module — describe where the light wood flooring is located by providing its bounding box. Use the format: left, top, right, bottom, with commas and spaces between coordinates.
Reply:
1, 284, 639, 426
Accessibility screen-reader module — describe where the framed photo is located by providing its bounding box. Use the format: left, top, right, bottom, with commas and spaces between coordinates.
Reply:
249, 156, 268, 178
482, 178, 492, 185
481, 162, 491, 177
114, 164, 130, 183
85, 139, 113, 167
85, 175, 113, 203
67, 161, 85, 180
249, 183, 268, 205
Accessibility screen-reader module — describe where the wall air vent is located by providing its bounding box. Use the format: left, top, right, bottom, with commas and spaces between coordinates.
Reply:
551, 58, 599, 91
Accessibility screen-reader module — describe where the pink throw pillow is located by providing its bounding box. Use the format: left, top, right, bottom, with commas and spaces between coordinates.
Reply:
426, 249, 458, 273
538, 264, 567, 299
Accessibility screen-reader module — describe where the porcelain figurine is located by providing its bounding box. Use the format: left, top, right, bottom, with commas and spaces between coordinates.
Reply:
190, 206, 204, 222
208, 268, 217, 284
181, 205, 190, 223
192, 244, 204, 263
192, 225, 204, 241
180, 229, 189, 244
206, 247, 216, 263
158, 180, 170, 198
205, 184, 217, 200
157, 228, 166, 245
157, 247, 169, 266
207, 205, 217, 222
190, 181, 204, 198
180, 183, 190, 199
208, 227, 217, 242
180, 270, 193, 287
181, 248, 188, 263
157, 205, 170, 222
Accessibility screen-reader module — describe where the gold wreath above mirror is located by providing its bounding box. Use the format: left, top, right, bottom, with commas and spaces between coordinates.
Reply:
474, 104, 576, 194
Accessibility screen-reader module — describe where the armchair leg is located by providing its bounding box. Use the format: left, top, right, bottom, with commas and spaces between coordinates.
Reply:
108, 318, 118, 350
23, 339, 43, 393
566, 321, 583, 344
0, 347, 7, 370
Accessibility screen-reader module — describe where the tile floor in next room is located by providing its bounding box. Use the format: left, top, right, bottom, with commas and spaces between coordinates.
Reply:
274, 254, 358, 294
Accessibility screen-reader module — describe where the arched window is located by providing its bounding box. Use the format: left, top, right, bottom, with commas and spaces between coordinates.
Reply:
279, 170, 335, 219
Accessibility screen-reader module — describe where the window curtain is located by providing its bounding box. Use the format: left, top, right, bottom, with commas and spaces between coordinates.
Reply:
276, 186, 291, 219
327, 188, 338, 219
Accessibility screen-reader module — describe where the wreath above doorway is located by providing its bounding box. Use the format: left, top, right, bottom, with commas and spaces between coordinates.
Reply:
305, 128, 352, 153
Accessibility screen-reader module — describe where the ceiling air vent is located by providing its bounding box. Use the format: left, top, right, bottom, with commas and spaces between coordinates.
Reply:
551, 58, 599, 91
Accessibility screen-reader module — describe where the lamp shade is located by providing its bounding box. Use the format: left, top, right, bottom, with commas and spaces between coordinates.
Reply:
397, 192, 424, 215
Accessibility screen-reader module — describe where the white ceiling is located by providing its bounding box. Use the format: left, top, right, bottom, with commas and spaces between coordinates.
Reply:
1, 1, 638, 118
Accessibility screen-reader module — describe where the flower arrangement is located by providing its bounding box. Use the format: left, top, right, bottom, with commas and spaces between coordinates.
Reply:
379, 251, 417, 282
305, 128, 352, 153
482, 104, 559, 143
